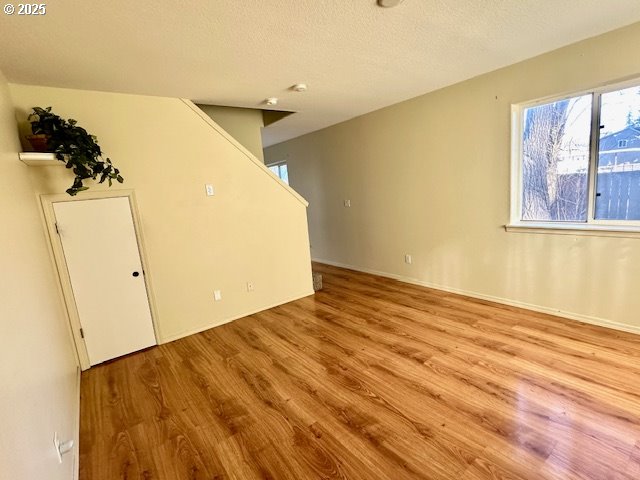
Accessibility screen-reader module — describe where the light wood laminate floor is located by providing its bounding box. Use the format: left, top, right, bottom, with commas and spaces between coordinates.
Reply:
80, 263, 640, 479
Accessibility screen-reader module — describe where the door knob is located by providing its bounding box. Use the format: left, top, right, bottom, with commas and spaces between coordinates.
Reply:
132, 271, 140, 277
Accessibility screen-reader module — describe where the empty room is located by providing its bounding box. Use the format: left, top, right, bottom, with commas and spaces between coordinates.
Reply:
2, 1, 640, 479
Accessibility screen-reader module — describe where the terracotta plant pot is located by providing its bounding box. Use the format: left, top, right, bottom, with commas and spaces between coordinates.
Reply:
26, 134, 50, 152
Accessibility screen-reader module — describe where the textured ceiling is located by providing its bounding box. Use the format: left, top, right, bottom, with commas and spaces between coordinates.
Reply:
1, 1, 640, 147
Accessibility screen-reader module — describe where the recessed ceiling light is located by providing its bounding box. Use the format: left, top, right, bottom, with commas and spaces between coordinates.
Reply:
377, 0, 404, 7
265, 97, 278, 106
292, 83, 308, 92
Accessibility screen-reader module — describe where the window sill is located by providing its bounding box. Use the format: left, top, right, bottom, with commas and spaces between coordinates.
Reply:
505, 222, 640, 239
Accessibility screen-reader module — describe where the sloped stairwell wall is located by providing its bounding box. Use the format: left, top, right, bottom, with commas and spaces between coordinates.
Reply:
9, 84, 314, 343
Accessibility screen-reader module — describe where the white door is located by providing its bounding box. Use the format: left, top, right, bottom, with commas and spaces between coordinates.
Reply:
53, 196, 156, 365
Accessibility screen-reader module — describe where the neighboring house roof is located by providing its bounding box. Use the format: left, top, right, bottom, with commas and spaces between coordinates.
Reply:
599, 125, 640, 167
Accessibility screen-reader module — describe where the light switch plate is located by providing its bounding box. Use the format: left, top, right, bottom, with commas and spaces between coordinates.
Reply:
205, 184, 215, 196
214, 290, 222, 301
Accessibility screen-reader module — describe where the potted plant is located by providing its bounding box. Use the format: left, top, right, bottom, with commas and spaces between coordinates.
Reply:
27, 107, 124, 196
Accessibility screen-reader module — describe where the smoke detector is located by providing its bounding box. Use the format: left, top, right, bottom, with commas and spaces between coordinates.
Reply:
377, 0, 404, 7
292, 83, 308, 92
265, 97, 278, 106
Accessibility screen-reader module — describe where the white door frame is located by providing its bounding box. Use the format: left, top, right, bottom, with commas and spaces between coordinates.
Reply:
40, 189, 160, 370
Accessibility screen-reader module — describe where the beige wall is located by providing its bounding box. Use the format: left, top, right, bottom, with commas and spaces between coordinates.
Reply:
0, 73, 79, 478
265, 22, 640, 333
197, 104, 265, 162
10, 85, 313, 344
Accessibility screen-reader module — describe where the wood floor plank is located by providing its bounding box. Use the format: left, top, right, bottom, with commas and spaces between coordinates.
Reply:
80, 263, 640, 479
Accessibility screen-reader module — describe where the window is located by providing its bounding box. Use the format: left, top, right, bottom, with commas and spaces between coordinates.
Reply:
511, 81, 640, 232
268, 162, 289, 185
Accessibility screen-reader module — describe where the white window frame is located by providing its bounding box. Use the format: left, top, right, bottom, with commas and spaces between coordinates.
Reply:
267, 161, 289, 184
507, 77, 640, 239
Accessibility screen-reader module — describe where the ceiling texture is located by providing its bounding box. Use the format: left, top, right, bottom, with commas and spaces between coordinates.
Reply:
2, 1, 640, 146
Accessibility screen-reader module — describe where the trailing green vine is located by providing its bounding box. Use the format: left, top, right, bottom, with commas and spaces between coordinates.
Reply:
28, 107, 123, 196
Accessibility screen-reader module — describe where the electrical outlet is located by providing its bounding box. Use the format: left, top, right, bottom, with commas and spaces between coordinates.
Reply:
247, 282, 254, 292
205, 184, 215, 196
343, 199, 351, 207
405, 254, 412, 265
214, 290, 222, 301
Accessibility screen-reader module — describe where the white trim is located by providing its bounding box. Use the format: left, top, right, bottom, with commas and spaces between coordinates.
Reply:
509, 104, 524, 224
40, 190, 162, 370
180, 99, 308, 207
511, 76, 640, 230
35, 196, 84, 370
160, 289, 315, 344
39, 195, 88, 369
312, 258, 640, 337
586, 91, 600, 223
505, 222, 640, 238
265, 159, 287, 167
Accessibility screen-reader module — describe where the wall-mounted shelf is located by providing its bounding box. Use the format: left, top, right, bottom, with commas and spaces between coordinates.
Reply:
19, 152, 64, 166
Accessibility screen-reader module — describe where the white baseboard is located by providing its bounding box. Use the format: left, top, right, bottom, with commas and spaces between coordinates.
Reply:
160, 290, 315, 344
312, 257, 640, 337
